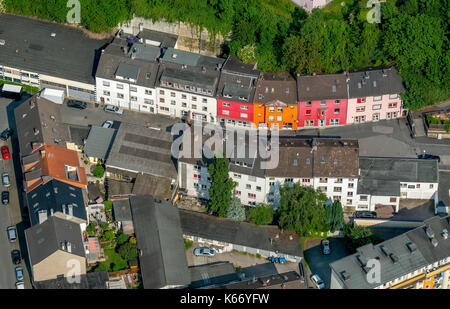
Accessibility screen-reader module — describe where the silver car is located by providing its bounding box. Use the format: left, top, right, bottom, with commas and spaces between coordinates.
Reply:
15, 266, 24, 281
7, 226, 17, 242
102, 120, 114, 128
2, 172, 10, 187
104, 105, 123, 115
15, 281, 24, 289
193, 247, 216, 257
311, 274, 325, 289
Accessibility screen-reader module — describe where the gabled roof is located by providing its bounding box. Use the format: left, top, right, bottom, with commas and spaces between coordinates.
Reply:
130, 195, 190, 289
112, 199, 132, 222
222, 56, 261, 78
347, 67, 405, 98
330, 216, 450, 289
25, 216, 85, 266
27, 179, 87, 226
35, 271, 109, 289
179, 209, 303, 258
253, 73, 298, 106
297, 73, 348, 101
14, 95, 69, 156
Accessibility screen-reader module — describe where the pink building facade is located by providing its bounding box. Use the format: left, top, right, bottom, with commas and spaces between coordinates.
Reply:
346, 68, 406, 124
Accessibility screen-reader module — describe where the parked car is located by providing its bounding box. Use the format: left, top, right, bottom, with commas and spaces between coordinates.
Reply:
193, 247, 216, 257
15, 266, 24, 281
7, 226, 17, 242
1, 145, 11, 160
104, 105, 123, 115
2, 172, 10, 187
354, 211, 377, 219
15, 281, 24, 289
2, 191, 9, 205
0, 128, 13, 141
311, 274, 325, 289
418, 154, 441, 163
11, 250, 21, 265
102, 120, 114, 129
321, 239, 331, 255
67, 100, 87, 110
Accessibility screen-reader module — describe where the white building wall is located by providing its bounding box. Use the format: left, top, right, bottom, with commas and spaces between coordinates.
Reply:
156, 87, 217, 122
400, 182, 438, 199
96, 77, 157, 113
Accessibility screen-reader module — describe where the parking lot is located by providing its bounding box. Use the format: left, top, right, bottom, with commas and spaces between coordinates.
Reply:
303, 237, 350, 289
185, 242, 301, 281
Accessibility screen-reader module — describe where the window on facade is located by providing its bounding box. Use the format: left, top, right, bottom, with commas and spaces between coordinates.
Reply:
277, 116, 282, 122
130, 87, 137, 92
277, 107, 283, 113
374, 96, 382, 101
256, 186, 262, 192
159, 98, 165, 103
305, 110, 312, 116
306, 101, 312, 106
430, 184, 434, 189
348, 183, 354, 189
388, 103, 397, 108
285, 178, 293, 183
302, 178, 310, 183
390, 197, 397, 203
268, 116, 274, 122
389, 94, 398, 99
222, 110, 230, 115
360, 195, 368, 201
235, 190, 241, 195
320, 178, 328, 183
348, 192, 353, 197
103, 90, 110, 96
131, 96, 137, 101
305, 120, 314, 127
240, 113, 248, 119
347, 199, 352, 205
248, 193, 256, 199
334, 187, 342, 192
192, 104, 197, 110
159, 90, 165, 95
357, 98, 366, 103
117, 93, 124, 99
373, 113, 380, 121
222, 102, 230, 107
334, 108, 340, 114
145, 90, 152, 95
102, 81, 110, 87
333, 196, 341, 200
181, 94, 187, 99
330, 119, 340, 126
117, 84, 124, 90
320, 100, 326, 106
269, 107, 275, 113
240, 105, 249, 111
203, 106, 208, 111
356, 106, 365, 112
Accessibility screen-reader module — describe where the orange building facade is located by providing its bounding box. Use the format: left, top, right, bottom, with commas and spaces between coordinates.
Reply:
252, 73, 298, 129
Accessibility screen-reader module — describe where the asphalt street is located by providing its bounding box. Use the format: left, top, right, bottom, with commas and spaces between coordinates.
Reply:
0, 97, 32, 289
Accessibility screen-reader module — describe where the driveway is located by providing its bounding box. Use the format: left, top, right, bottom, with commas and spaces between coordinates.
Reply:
303, 237, 350, 289
185, 243, 301, 281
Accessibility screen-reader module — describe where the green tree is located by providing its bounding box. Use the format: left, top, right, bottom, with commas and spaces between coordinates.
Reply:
86, 223, 96, 236
325, 200, 344, 233
277, 184, 329, 236
248, 204, 274, 225
93, 164, 105, 178
342, 223, 382, 253
101, 230, 115, 242
207, 155, 236, 217
227, 196, 246, 221
116, 232, 129, 246
118, 242, 138, 262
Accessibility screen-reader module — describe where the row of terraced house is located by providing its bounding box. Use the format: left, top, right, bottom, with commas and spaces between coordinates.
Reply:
0, 14, 406, 131
95, 35, 407, 130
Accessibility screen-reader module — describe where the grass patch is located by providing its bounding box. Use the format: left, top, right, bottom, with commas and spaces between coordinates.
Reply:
0, 80, 39, 94
184, 239, 193, 250
94, 248, 128, 272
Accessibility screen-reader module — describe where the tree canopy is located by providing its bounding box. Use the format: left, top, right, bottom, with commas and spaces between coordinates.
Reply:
227, 196, 246, 221
248, 204, 275, 225
277, 184, 329, 236
206, 155, 236, 217
4, 0, 449, 110
325, 200, 344, 233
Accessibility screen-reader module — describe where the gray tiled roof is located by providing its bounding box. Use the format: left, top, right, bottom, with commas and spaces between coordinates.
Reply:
0, 14, 110, 85
222, 56, 261, 78
25, 216, 85, 266
130, 195, 190, 289
330, 216, 450, 289
112, 199, 132, 222
128, 42, 161, 62
14, 95, 69, 156
162, 48, 225, 69
297, 73, 348, 101
115, 63, 140, 80
348, 68, 405, 98
137, 29, 178, 49
180, 209, 303, 258
35, 271, 109, 289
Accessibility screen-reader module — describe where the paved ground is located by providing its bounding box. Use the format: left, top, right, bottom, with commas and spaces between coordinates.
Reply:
0, 96, 32, 289
303, 237, 350, 289
60, 101, 180, 132
185, 242, 300, 281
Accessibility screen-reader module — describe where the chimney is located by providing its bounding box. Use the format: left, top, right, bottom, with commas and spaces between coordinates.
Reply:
40, 149, 46, 157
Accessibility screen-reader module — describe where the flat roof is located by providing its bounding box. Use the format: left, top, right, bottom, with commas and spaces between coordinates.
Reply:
0, 14, 111, 85
84, 126, 116, 160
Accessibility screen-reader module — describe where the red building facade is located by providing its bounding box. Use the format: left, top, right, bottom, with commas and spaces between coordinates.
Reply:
217, 99, 254, 127
297, 74, 348, 128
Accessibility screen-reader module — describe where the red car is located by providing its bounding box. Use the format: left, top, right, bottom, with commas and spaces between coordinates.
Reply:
1, 146, 10, 160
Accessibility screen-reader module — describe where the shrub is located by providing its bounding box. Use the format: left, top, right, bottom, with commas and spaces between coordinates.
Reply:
248, 204, 274, 225
116, 232, 129, 246
184, 239, 193, 250
93, 164, 105, 178
86, 223, 96, 236
103, 200, 113, 212
101, 230, 115, 242
118, 242, 138, 261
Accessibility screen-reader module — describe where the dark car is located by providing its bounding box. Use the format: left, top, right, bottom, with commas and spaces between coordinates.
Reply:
2, 191, 9, 205
418, 154, 440, 163
11, 250, 21, 265
0, 128, 13, 141
67, 100, 87, 110
354, 211, 377, 219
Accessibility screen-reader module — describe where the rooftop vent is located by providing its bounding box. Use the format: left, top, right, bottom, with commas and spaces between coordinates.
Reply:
406, 242, 417, 253
172, 53, 177, 59
442, 229, 448, 240
340, 271, 350, 281
425, 226, 435, 238
389, 253, 399, 263
357, 82, 362, 89
431, 237, 438, 247
0, 39, 5, 46
373, 81, 377, 87
365, 71, 370, 79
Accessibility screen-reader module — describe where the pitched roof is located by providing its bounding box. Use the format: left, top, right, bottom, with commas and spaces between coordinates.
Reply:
189, 262, 239, 288
25, 216, 85, 266
27, 179, 87, 226
330, 216, 450, 289
222, 56, 261, 78
297, 73, 348, 101
179, 209, 303, 258
216, 71, 257, 104
130, 195, 190, 289
253, 73, 298, 106
35, 271, 109, 289
0, 14, 110, 85
347, 67, 405, 98
112, 199, 132, 222
83, 126, 116, 160
137, 29, 178, 49
14, 95, 69, 156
